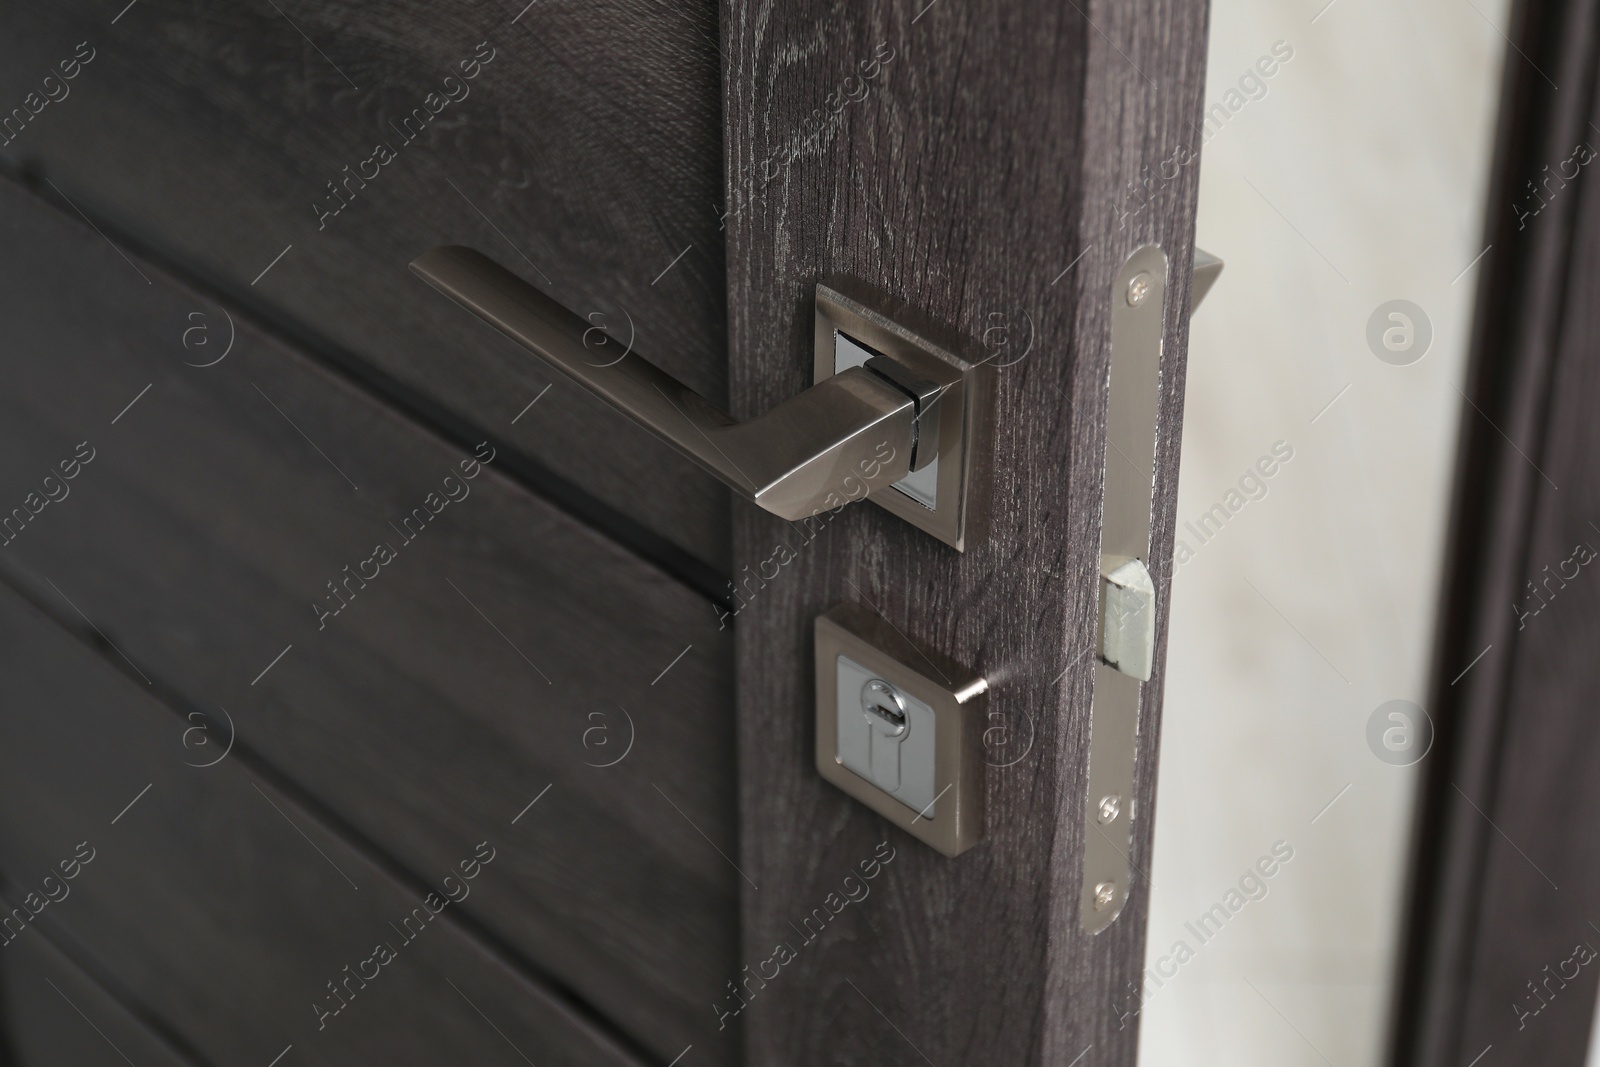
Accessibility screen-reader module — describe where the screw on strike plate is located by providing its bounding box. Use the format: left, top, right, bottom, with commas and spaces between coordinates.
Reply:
1093, 881, 1117, 910
1126, 272, 1152, 307
1096, 794, 1121, 824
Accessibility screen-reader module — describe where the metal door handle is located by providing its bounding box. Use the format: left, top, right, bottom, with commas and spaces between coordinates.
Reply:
410, 247, 946, 522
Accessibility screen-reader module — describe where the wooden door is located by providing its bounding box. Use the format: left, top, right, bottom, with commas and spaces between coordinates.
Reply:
0, 1, 1213, 1064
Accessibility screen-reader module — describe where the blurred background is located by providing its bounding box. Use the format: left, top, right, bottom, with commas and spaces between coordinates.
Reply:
1141, 0, 1509, 1061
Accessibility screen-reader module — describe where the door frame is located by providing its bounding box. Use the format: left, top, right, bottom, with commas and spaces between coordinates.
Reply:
1391, 0, 1600, 1061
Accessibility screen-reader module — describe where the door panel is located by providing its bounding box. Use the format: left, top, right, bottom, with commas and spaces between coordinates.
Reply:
0, 585, 646, 1067
1, 932, 197, 1067
0, 0, 731, 571
723, 0, 1209, 1062
0, 0, 1220, 1059
0, 176, 735, 1066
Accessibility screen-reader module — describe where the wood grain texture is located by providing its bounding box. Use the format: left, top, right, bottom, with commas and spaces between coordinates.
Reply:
0, 175, 736, 1066
0, 0, 732, 572
1393, 0, 1600, 1061
0, 585, 650, 1067
722, 0, 1210, 1063
0, 932, 197, 1067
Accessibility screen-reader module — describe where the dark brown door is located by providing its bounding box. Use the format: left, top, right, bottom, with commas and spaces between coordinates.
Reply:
0, 1, 1212, 1063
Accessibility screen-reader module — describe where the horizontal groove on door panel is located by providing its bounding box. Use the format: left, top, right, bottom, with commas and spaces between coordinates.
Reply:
0, 0, 731, 572
0, 921, 206, 1067
0, 585, 651, 1067
0, 162, 732, 609
0, 566, 663, 1067
0, 175, 738, 1066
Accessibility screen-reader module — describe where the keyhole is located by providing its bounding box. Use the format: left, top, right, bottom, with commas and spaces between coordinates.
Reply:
861, 679, 908, 737
860, 678, 908, 792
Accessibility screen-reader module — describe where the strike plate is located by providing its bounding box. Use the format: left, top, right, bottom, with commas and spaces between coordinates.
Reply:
814, 280, 993, 551
1080, 245, 1169, 933
815, 603, 987, 857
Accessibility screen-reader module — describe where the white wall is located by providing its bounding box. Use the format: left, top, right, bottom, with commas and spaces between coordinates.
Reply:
1138, 0, 1508, 1061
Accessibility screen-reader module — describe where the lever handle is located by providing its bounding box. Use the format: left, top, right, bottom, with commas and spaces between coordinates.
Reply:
410, 247, 937, 521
